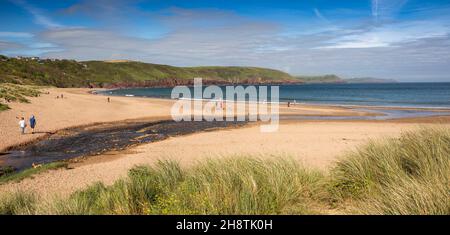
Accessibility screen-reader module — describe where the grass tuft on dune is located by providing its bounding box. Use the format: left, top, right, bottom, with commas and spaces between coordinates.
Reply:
53, 157, 323, 215
0, 102, 9, 111
0, 128, 449, 215
0, 191, 37, 215
329, 127, 450, 214
0, 83, 43, 111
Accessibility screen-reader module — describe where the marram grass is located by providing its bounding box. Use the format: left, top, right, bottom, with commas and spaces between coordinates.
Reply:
0, 191, 37, 215
329, 127, 450, 214
52, 157, 324, 215
0, 128, 449, 215
0, 83, 43, 111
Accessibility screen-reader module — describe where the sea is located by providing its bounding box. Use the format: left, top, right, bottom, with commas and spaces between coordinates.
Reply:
103, 82, 450, 109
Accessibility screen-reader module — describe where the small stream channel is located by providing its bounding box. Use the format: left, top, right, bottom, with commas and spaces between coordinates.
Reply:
0, 120, 247, 172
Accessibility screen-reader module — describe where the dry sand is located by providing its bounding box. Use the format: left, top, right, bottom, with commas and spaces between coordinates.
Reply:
0, 88, 372, 152
0, 88, 173, 152
0, 88, 449, 199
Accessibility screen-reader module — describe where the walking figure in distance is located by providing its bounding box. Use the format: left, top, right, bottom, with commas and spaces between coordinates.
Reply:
30, 115, 36, 134
19, 117, 26, 134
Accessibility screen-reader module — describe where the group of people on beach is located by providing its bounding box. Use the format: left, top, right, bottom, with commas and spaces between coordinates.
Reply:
18, 115, 37, 135
287, 100, 297, 108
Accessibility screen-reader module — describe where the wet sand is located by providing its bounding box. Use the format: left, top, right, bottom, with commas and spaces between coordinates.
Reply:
1, 120, 247, 171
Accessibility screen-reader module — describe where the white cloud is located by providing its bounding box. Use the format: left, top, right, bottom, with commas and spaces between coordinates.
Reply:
38, 8, 283, 65
316, 20, 449, 49
2, 3, 448, 81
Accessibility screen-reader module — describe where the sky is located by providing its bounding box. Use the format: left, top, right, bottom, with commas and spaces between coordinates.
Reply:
1, 0, 450, 81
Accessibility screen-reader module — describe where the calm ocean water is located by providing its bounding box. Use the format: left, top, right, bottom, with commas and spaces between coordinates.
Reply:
104, 83, 450, 109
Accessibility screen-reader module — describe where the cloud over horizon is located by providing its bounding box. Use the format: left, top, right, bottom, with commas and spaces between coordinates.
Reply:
1, 0, 450, 81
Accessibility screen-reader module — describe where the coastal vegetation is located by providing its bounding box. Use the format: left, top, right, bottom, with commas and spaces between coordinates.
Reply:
0, 55, 295, 88
0, 83, 43, 111
0, 128, 448, 215
0, 55, 396, 89
0, 103, 8, 111
329, 127, 449, 214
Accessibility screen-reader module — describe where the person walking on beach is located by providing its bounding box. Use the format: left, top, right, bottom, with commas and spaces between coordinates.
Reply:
19, 117, 26, 134
29, 115, 36, 134
107, 97, 110, 103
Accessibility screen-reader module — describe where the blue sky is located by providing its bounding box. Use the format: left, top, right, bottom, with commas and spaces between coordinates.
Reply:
1, 0, 450, 81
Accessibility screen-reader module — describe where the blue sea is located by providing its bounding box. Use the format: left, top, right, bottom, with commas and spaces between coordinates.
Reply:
104, 83, 450, 109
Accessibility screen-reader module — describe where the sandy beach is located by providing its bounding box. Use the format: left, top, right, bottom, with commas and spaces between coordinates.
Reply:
0, 88, 376, 152
1, 88, 449, 200
0, 88, 173, 152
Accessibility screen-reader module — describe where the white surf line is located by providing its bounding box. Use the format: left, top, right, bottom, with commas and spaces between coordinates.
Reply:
177, 97, 284, 105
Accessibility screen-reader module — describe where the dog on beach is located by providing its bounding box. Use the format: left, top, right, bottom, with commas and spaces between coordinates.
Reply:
32, 163, 42, 168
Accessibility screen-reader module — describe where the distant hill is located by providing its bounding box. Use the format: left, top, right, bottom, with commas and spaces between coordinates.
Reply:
0, 55, 297, 88
295, 74, 397, 84
345, 77, 398, 83
295, 74, 344, 83
0, 55, 398, 88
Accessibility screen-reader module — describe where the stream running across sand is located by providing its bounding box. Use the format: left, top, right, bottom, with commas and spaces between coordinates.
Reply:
0, 120, 247, 172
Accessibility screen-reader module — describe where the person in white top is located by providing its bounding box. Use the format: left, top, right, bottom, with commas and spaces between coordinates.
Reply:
19, 117, 26, 134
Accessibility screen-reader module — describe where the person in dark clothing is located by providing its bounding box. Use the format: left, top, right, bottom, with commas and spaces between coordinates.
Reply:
29, 115, 36, 134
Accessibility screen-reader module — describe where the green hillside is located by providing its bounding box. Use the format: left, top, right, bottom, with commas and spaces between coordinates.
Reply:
0, 55, 296, 88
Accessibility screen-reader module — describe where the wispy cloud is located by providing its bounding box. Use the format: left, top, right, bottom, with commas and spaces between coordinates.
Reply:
372, 0, 379, 20
371, 0, 409, 21
0, 40, 24, 50
316, 20, 449, 49
9, 0, 62, 28
313, 8, 329, 23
